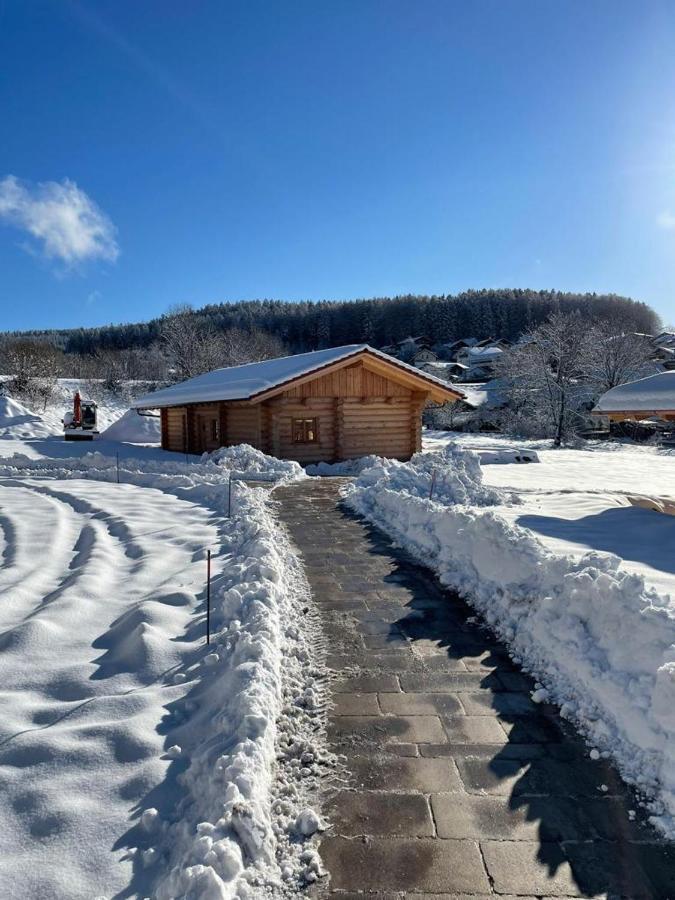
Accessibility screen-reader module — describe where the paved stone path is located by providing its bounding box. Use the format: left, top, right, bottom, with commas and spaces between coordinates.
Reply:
274, 478, 675, 899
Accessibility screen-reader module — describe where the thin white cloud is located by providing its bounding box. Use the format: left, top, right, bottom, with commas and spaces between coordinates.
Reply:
657, 209, 675, 230
0, 175, 119, 266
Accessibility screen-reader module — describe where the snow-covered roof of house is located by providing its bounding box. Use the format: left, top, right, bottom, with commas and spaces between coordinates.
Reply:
132, 344, 464, 409
466, 345, 503, 363
447, 337, 478, 349
593, 371, 675, 413
458, 379, 507, 410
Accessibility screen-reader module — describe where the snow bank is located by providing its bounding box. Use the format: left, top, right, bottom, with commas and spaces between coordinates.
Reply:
0, 394, 52, 438
0, 448, 329, 895
350, 444, 504, 507
344, 447, 675, 836
204, 443, 305, 482
153, 489, 330, 898
101, 408, 161, 443
306, 455, 384, 476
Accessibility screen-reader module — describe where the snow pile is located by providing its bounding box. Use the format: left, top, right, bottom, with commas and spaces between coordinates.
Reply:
101, 408, 161, 443
0, 448, 329, 896
0, 394, 52, 439
153, 489, 331, 898
351, 444, 504, 507
205, 443, 305, 482
306, 455, 384, 476
344, 449, 675, 836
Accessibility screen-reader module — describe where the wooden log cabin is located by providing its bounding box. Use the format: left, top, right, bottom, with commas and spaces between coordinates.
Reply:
132, 344, 463, 463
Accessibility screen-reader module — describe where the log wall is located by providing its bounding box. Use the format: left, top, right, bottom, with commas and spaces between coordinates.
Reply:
158, 360, 435, 461
226, 404, 261, 446
165, 407, 186, 453
265, 397, 336, 463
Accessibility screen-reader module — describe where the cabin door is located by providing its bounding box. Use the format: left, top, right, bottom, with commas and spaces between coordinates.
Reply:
195, 410, 221, 453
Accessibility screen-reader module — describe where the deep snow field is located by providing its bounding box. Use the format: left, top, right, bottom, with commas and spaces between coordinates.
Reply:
0, 389, 330, 899
425, 429, 675, 597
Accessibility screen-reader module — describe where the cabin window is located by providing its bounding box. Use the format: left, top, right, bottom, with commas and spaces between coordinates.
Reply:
211, 419, 219, 442
293, 417, 318, 443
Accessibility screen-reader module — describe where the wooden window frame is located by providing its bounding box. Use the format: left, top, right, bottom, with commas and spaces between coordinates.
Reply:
292, 416, 319, 444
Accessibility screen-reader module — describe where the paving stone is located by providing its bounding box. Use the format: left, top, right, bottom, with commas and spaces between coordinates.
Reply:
327, 650, 418, 672
362, 634, 410, 650
333, 674, 400, 693
317, 597, 369, 611
441, 715, 508, 744
329, 715, 446, 744
481, 840, 584, 896
327, 790, 434, 836
332, 693, 380, 716
421, 741, 546, 761
348, 754, 462, 792
400, 672, 501, 692
455, 757, 530, 794
551, 840, 663, 898
355, 620, 405, 635
412, 654, 471, 673
378, 692, 463, 716
431, 793, 590, 841
500, 716, 565, 743
381, 742, 420, 757
459, 690, 539, 717
456, 757, 619, 798
320, 836, 491, 894
339, 578, 380, 591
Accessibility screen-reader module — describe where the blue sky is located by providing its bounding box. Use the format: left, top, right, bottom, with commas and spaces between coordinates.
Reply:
0, 0, 674, 331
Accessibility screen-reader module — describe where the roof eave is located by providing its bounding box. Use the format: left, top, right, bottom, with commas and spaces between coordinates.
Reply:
132, 345, 465, 409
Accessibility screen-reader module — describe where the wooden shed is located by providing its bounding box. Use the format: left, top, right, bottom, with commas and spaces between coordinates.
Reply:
132, 344, 463, 463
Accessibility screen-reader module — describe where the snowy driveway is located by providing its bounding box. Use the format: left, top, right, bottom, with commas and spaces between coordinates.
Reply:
0, 477, 224, 898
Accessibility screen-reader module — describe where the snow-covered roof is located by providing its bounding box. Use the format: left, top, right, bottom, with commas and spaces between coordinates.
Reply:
593, 371, 675, 413
133, 344, 463, 409
467, 346, 503, 362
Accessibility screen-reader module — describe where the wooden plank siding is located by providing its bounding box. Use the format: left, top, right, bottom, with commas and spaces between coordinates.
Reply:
283, 362, 410, 400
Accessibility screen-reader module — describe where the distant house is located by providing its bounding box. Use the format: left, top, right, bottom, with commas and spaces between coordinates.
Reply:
653, 331, 675, 349
456, 344, 503, 366
592, 372, 675, 423
443, 361, 470, 380
443, 338, 479, 360
132, 344, 462, 463
411, 348, 438, 365
454, 344, 504, 381
652, 346, 675, 370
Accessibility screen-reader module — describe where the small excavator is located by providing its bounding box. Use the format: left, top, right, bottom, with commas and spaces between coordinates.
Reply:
63, 391, 99, 441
